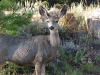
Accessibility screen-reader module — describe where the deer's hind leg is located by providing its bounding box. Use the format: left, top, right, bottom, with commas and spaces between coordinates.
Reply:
0, 62, 6, 74
0, 49, 8, 69
0, 54, 7, 73
0, 64, 4, 70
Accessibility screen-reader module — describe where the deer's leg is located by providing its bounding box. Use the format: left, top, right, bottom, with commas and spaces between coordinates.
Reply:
0, 61, 6, 70
41, 64, 45, 75
0, 62, 5, 74
35, 62, 42, 75
0, 64, 3, 70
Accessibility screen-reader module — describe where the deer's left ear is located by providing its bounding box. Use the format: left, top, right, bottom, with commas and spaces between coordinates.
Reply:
39, 6, 51, 19
59, 5, 67, 18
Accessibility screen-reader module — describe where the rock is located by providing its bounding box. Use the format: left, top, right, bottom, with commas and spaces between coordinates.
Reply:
87, 18, 100, 39
85, 9, 100, 39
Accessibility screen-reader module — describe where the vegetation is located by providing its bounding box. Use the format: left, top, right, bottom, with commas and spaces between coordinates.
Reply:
0, 14, 32, 35
0, 0, 100, 75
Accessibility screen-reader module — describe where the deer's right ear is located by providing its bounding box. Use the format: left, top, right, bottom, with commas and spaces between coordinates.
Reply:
39, 6, 50, 19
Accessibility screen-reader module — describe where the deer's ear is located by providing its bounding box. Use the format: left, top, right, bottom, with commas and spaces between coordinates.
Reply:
39, 6, 50, 19
59, 5, 67, 18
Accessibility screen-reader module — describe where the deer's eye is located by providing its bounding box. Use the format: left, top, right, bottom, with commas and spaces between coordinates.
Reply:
47, 21, 49, 23
55, 20, 58, 23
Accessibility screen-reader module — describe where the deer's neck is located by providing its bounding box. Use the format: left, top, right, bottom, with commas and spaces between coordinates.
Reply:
49, 31, 60, 47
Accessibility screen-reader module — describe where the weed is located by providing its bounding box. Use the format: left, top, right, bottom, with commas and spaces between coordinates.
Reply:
70, 70, 83, 75
74, 49, 86, 63
81, 63, 100, 72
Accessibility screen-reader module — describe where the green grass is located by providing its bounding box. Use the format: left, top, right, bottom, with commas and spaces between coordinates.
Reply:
81, 63, 100, 72
70, 70, 83, 75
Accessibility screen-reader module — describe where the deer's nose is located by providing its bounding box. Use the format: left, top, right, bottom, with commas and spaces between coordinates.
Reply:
49, 26, 54, 30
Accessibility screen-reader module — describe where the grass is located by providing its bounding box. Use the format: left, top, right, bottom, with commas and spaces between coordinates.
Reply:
81, 63, 100, 73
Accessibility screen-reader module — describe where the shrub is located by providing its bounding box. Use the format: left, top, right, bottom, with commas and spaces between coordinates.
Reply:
18, 22, 49, 36
0, 13, 31, 35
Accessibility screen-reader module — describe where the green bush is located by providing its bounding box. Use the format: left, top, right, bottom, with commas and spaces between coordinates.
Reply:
0, 13, 31, 35
0, 0, 19, 11
0, 10, 5, 18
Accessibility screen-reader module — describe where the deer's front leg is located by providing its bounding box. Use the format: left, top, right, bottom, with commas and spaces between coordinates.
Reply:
41, 64, 45, 75
35, 62, 42, 75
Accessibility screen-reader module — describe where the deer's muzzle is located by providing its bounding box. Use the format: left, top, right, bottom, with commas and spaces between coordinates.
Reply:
49, 26, 54, 30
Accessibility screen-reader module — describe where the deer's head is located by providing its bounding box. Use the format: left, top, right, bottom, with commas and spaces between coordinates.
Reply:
39, 5, 67, 32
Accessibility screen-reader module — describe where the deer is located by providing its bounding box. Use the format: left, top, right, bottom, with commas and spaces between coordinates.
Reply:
0, 5, 67, 75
